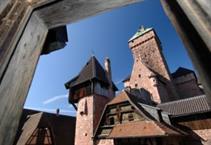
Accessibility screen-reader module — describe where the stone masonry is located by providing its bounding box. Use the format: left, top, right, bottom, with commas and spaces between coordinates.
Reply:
75, 95, 109, 145
126, 27, 179, 103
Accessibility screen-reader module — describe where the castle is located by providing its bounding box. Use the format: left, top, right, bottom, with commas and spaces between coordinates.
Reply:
64, 26, 209, 145
14, 27, 210, 145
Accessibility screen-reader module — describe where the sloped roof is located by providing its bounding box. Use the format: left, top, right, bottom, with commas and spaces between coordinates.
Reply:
14, 109, 76, 145
65, 56, 117, 91
129, 26, 153, 42
171, 67, 195, 78
95, 90, 185, 139
108, 90, 159, 120
108, 91, 129, 105
16, 113, 43, 145
158, 95, 210, 116
108, 121, 181, 138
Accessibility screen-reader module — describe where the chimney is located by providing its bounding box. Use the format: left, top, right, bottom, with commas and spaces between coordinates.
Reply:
105, 57, 112, 82
56, 108, 60, 116
105, 57, 114, 97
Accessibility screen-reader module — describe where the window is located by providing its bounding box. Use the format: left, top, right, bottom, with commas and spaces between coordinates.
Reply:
138, 74, 141, 78
109, 117, 115, 125
128, 113, 134, 121
135, 84, 138, 88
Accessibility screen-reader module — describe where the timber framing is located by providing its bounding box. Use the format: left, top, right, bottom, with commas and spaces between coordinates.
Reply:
0, 0, 210, 145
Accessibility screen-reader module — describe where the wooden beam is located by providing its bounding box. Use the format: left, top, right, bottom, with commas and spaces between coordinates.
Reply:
42, 26, 68, 55
35, 0, 142, 29
0, 0, 58, 83
160, 0, 211, 105
0, 0, 32, 83
0, 13, 48, 145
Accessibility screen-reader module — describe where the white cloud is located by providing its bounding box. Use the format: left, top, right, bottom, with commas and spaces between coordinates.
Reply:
43, 94, 68, 105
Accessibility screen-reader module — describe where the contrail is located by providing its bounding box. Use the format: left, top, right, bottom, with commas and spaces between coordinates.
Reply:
43, 94, 68, 105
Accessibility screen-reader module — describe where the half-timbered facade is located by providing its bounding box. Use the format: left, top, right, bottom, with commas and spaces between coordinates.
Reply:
94, 91, 185, 145
13, 109, 76, 145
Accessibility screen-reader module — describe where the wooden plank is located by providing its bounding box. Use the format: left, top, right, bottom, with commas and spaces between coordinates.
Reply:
0, 0, 58, 83
35, 0, 142, 29
0, 0, 13, 14
0, 1, 32, 83
0, 13, 48, 145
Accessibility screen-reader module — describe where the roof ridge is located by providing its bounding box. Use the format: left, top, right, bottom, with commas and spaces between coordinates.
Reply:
91, 56, 96, 79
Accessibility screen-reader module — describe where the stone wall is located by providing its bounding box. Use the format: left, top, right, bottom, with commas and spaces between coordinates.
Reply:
75, 96, 94, 145
129, 30, 171, 80
127, 29, 179, 102
128, 60, 161, 103
75, 95, 110, 145
173, 73, 204, 99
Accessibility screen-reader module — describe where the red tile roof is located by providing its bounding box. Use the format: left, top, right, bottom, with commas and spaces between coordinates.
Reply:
108, 91, 129, 105
108, 121, 181, 138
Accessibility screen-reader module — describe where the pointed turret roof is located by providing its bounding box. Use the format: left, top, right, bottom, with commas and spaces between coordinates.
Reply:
65, 56, 117, 90
128, 26, 153, 42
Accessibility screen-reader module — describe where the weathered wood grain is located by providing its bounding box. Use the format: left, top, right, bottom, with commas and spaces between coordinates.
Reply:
0, 0, 32, 83
0, 0, 58, 83
35, 0, 142, 29
0, 13, 48, 145
0, 0, 13, 14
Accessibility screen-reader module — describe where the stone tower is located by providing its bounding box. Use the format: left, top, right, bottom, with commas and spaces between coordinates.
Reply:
124, 26, 178, 103
65, 56, 117, 145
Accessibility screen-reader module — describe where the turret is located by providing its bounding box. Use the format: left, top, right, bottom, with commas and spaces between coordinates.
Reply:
65, 56, 117, 145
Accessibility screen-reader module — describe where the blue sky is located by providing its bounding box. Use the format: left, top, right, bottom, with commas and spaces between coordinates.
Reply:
24, 0, 194, 116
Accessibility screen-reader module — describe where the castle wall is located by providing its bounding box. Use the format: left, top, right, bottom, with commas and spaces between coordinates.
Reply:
129, 30, 171, 80
173, 73, 203, 98
75, 95, 110, 145
75, 96, 94, 145
128, 61, 161, 103
127, 29, 179, 102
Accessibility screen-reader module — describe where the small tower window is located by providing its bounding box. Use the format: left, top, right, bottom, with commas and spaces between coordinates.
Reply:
138, 74, 141, 78
135, 84, 138, 88
128, 113, 134, 121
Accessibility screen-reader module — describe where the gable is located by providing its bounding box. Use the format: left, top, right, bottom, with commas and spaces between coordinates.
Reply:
95, 101, 148, 139
25, 127, 54, 145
